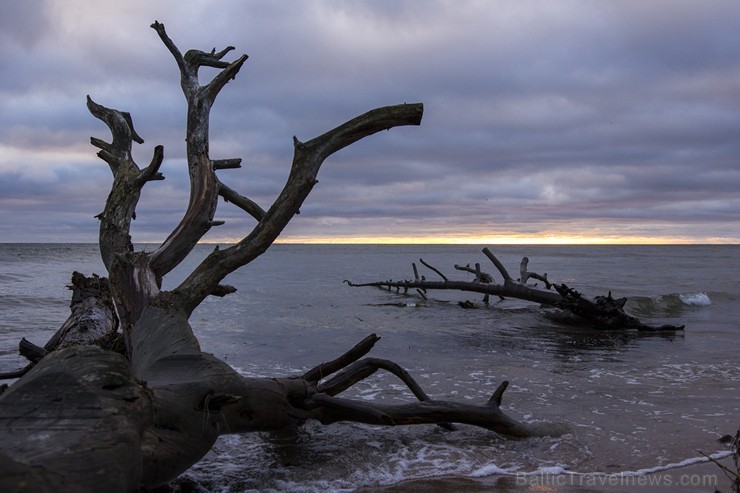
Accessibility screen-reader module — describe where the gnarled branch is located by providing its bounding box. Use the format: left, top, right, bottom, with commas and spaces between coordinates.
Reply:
520, 256, 551, 289
88, 96, 157, 270
149, 22, 249, 279
175, 103, 424, 314
134, 145, 165, 186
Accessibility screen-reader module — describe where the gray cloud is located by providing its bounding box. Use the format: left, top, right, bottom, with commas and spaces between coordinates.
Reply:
1, 0, 739, 243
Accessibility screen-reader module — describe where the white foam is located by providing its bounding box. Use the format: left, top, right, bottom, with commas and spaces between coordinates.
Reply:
585, 450, 732, 476
469, 463, 521, 477
474, 450, 733, 480
504, 465, 567, 477
678, 292, 712, 306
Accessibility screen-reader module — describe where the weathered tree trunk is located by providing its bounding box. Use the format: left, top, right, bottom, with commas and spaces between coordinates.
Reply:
0, 272, 119, 381
346, 247, 685, 332
0, 22, 554, 492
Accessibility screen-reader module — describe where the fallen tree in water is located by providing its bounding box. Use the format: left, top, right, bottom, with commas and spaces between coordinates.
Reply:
346, 247, 685, 332
0, 22, 553, 493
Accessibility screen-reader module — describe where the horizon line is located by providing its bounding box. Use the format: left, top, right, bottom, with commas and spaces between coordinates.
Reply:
1, 239, 738, 246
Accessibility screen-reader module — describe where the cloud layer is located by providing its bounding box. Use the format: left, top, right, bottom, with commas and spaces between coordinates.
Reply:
1, 0, 739, 243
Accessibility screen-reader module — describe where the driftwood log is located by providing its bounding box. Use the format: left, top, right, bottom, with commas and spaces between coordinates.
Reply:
346, 247, 685, 332
0, 22, 551, 492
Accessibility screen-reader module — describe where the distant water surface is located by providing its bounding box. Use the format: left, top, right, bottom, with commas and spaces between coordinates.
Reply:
0, 244, 737, 492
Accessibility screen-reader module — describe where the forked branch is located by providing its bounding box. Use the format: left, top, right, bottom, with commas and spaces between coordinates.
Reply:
298, 334, 541, 438
148, 21, 249, 278
175, 103, 424, 313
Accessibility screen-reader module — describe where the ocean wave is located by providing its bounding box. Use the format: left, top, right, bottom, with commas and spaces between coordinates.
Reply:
0, 272, 33, 283
180, 424, 592, 492
675, 292, 712, 306
627, 292, 711, 317
183, 437, 733, 493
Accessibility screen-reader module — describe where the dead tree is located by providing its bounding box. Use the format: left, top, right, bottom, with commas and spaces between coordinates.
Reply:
0, 22, 552, 493
346, 247, 685, 332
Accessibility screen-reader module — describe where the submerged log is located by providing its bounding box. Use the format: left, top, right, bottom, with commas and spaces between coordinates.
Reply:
552, 284, 682, 331
346, 247, 685, 332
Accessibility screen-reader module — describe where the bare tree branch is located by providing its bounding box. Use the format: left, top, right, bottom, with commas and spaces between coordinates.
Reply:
303, 333, 380, 383
87, 96, 139, 173
175, 103, 424, 314
134, 145, 165, 186
218, 181, 266, 222
419, 258, 448, 281
307, 382, 537, 438
454, 263, 494, 283
204, 54, 248, 101
151, 21, 188, 90
148, 23, 249, 279
482, 247, 512, 282
87, 96, 154, 270
213, 158, 242, 170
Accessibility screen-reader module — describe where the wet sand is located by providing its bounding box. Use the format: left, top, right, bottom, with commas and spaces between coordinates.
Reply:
359, 456, 736, 492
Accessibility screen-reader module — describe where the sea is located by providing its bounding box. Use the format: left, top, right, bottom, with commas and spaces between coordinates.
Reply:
0, 243, 737, 492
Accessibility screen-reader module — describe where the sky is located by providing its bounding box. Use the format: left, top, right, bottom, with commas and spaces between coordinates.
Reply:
1, 0, 739, 244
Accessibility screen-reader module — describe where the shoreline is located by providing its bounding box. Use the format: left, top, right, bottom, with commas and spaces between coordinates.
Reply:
359, 455, 736, 493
